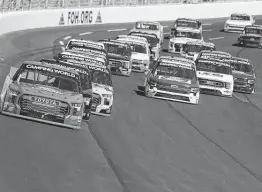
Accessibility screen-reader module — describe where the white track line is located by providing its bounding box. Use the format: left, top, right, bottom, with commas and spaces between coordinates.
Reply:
209, 36, 224, 41
79, 32, 93, 36
163, 25, 169, 28
59, 41, 65, 46
107, 28, 126, 32
203, 29, 213, 32
202, 23, 212, 26
63, 36, 71, 40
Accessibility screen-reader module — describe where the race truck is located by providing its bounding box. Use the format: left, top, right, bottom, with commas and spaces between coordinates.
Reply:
197, 50, 232, 61
170, 18, 202, 37
64, 60, 113, 116
65, 39, 109, 65
224, 13, 255, 33
98, 39, 132, 76
237, 25, 262, 48
128, 31, 161, 61
181, 41, 216, 60
40, 59, 93, 120
57, 51, 107, 67
116, 36, 150, 72
55, 55, 114, 116
142, 56, 200, 104
223, 57, 255, 94
169, 28, 203, 53
130, 21, 164, 44
0, 61, 85, 130
195, 58, 234, 97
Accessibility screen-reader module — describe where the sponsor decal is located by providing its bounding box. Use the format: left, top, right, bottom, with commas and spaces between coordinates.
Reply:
37, 86, 62, 94
31, 96, 60, 106
93, 83, 112, 92
198, 71, 224, 77
87, 65, 109, 73
25, 64, 77, 78
68, 40, 104, 50
197, 59, 230, 67
70, 46, 106, 56
43, 61, 89, 75
200, 52, 230, 58
160, 62, 192, 69
59, 13, 65, 25
95, 11, 102, 23
67, 10, 93, 25
60, 54, 104, 65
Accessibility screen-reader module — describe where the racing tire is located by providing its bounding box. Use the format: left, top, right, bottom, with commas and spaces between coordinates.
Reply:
258, 41, 262, 49
144, 86, 149, 97
83, 112, 91, 121
83, 103, 91, 121
0, 92, 7, 112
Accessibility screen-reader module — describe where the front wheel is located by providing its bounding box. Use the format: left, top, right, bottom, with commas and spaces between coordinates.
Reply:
83, 103, 91, 121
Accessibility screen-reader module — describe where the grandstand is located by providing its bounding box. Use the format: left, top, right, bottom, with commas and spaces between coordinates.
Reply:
0, 0, 261, 12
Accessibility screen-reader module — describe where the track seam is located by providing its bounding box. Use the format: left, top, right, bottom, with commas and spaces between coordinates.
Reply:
165, 101, 262, 184
87, 122, 131, 192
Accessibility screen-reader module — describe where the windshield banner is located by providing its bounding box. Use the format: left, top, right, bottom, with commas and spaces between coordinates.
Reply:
25, 64, 78, 78
59, 53, 104, 65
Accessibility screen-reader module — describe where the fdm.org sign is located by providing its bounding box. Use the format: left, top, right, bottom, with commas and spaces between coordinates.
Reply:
66, 10, 95, 25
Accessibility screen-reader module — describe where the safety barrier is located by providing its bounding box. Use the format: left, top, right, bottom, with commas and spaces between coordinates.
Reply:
0, 1, 262, 36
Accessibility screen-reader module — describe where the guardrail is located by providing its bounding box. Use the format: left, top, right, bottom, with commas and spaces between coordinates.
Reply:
1, 0, 261, 12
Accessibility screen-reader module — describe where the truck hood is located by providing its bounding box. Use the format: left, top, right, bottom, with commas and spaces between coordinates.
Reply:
226, 20, 252, 26
232, 70, 255, 79
170, 37, 200, 44
92, 83, 113, 94
197, 71, 233, 82
13, 83, 83, 102
151, 75, 197, 88
108, 53, 129, 61
131, 52, 149, 61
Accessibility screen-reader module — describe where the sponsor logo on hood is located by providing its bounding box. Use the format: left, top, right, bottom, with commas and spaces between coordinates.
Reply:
92, 83, 113, 92
158, 75, 192, 84
198, 71, 224, 78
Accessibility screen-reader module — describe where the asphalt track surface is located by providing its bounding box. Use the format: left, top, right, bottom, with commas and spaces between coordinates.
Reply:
1, 18, 262, 192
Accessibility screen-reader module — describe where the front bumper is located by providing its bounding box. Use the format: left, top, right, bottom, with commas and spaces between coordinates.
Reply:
1, 102, 82, 129
91, 93, 113, 116
199, 85, 232, 97
132, 62, 149, 72
234, 82, 254, 93
111, 66, 131, 76
239, 38, 261, 47
145, 86, 199, 104
224, 26, 245, 33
